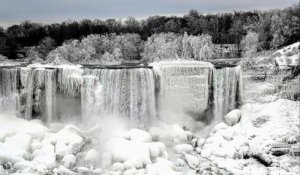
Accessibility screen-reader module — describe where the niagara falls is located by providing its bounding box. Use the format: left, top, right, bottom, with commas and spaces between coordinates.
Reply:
0, 0, 299, 175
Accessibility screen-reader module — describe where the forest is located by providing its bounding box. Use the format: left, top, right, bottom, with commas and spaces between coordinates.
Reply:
0, 3, 299, 62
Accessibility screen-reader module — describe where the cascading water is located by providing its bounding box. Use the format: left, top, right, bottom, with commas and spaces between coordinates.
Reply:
85, 68, 156, 126
57, 67, 83, 96
0, 61, 243, 127
22, 68, 47, 120
81, 75, 102, 120
213, 66, 243, 121
45, 69, 57, 122
0, 68, 19, 115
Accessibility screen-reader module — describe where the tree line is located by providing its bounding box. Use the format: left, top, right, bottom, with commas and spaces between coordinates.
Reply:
0, 3, 299, 60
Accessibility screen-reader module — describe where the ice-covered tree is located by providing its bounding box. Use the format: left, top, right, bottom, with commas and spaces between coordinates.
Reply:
188, 34, 214, 60
241, 31, 259, 57
182, 32, 191, 59
142, 33, 182, 62
36, 37, 56, 59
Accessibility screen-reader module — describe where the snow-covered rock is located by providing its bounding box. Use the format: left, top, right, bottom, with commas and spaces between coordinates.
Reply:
175, 158, 185, 167
0, 165, 5, 175
146, 158, 177, 175
224, 109, 241, 126
128, 129, 152, 142
184, 154, 200, 169
147, 142, 166, 160
77, 166, 90, 174
32, 143, 56, 167
58, 165, 76, 175
149, 124, 188, 145
0, 132, 31, 163
105, 138, 151, 169
13, 160, 34, 170
42, 126, 84, 157
31, 139, 43, 151
92, 168, 103, 174
221, 127, 236, 141
101, 152, 113, 167
84, 149, 100, 165
0, 114, 47, 140
212, 122, 229, 133
173, 144, 194, 154
62, 154, 77, 169
274, 42, 300, 69
112, 162, 125, 171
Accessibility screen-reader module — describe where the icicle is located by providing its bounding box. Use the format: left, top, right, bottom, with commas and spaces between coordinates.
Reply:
152, 61, 213, 117
57, 67, 83, 96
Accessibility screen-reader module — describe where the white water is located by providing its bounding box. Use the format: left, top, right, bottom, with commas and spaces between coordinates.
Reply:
81, 75, 102, 120
85, 68, 157, 127
45, 69, 57, 122
213, 66, 243, 121
0, 68, 19, 115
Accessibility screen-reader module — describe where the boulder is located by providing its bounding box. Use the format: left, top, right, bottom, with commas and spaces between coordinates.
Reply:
77, 166, 91, 174
32, 143, 56, 167
212, 122, 229, 133
147, 142, 166, 160
92, 168, 103, 175
62, 154, 77, 169
101, 152, 112, 167
173, 144, 194, 154
84, 149, 100, 165
128, 129, 152, 142
175, 158, 185, 167
58, 165, 76, 175
0, 165, 5, 175
224, 109, 241, 126
252, 152, 273, 166
31, 140, 43, 151
221, 127, 235, 141
184, 154, 200, 169
146, 158, 176, 175
112, 162, 125, 171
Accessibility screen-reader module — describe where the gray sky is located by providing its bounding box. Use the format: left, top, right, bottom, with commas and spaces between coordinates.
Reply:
0, 0, 298, 28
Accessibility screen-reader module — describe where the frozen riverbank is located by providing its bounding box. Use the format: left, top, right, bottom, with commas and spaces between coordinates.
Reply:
0, 97, 299, 175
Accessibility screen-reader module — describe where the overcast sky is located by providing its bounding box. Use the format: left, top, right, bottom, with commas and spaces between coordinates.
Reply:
0, 0, 298, 28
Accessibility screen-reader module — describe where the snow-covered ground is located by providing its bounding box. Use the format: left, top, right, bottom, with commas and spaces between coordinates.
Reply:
274, 42, 300, 69
0, 96, 299, 175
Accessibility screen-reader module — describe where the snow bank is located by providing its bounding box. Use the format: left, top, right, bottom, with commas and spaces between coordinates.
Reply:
274, 42, 300, 69
146, 158, 178, 175
0, 114, 47, 140
201, 99, 300, 174
105, 137, 152, 169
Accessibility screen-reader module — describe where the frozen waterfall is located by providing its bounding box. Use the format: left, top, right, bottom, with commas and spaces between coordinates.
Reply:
84, 68, 156, 126
213, 66, 243, 121
0, 68, 19, 115
0, 61, 243, 126
152, 61, 214, 121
